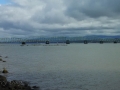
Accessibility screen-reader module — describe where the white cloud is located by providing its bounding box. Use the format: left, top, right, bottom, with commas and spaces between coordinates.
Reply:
0, 0, 120, 37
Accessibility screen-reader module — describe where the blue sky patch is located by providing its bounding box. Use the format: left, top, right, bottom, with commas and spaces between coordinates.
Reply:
0, 0, 11, 4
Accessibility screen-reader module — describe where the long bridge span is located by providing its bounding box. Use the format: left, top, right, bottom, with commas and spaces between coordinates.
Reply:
0, 37, 120, 44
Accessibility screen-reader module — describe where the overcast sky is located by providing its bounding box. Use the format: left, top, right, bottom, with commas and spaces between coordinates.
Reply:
0, 0, 120, 38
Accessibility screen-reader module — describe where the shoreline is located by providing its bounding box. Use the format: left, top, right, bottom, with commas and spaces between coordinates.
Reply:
0, 75, 32, 90
0, 55, 39, 90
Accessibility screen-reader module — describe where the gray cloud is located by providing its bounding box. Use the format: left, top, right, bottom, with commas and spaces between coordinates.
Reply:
65, 0, 120, 19
0, 0, 120, 37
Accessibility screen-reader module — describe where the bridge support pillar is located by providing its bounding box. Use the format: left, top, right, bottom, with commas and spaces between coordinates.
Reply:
66, 40, 70, 44
84, 40, 88, 44
46, 41, 49, 44
100, 41, 103, 44
114, 41, 117, 44
22, 42, 26, 45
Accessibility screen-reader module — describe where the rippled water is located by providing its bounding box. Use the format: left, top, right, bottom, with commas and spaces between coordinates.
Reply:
0, 44, 120, 90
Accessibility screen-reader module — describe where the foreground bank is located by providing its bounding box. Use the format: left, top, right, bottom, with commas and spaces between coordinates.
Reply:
0, 75, 40, 90
0, 75, 33, 90
0, 56, 39, 90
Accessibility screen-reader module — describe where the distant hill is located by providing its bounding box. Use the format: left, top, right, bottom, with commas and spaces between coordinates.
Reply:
83, 35, 120, 38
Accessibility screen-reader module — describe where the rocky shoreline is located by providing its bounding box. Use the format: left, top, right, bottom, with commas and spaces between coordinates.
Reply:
0, 75, 33, 90
0, 55, 39, 90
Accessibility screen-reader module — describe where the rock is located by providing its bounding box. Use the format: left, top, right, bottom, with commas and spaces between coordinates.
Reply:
32, 86, 40, 90
2, 61, 6, 62
0, 75, 7, 82
2, 71, 8, 73
0, 75, 8, 89
5, 56, 8, 58
2, 68, 8, 73
2, 70, 8, 73
0, 58, 2, 61
0, 75, 34, 90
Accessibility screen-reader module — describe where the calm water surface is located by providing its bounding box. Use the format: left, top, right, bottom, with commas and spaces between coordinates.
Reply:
0, 44, 120, 90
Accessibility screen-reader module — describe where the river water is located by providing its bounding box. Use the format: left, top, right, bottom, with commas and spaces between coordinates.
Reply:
0, 43, 120, 90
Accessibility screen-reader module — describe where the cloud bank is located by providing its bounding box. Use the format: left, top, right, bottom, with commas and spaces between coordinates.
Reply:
0, 0, 120, 37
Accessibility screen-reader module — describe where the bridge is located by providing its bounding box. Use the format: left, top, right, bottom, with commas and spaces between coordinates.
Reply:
0, 36, 120, 44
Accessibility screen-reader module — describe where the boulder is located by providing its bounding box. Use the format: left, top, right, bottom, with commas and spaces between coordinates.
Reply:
0, 75, 34, 90
32, 86, 40, 90
3, 61, 6, 62
5, 56, 8, 58
0, 58, 2, 61
2, 68, 8, 73
0, 75, 7, 82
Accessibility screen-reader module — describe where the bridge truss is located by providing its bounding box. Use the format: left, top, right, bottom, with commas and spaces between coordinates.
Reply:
0, 37, 120, 44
